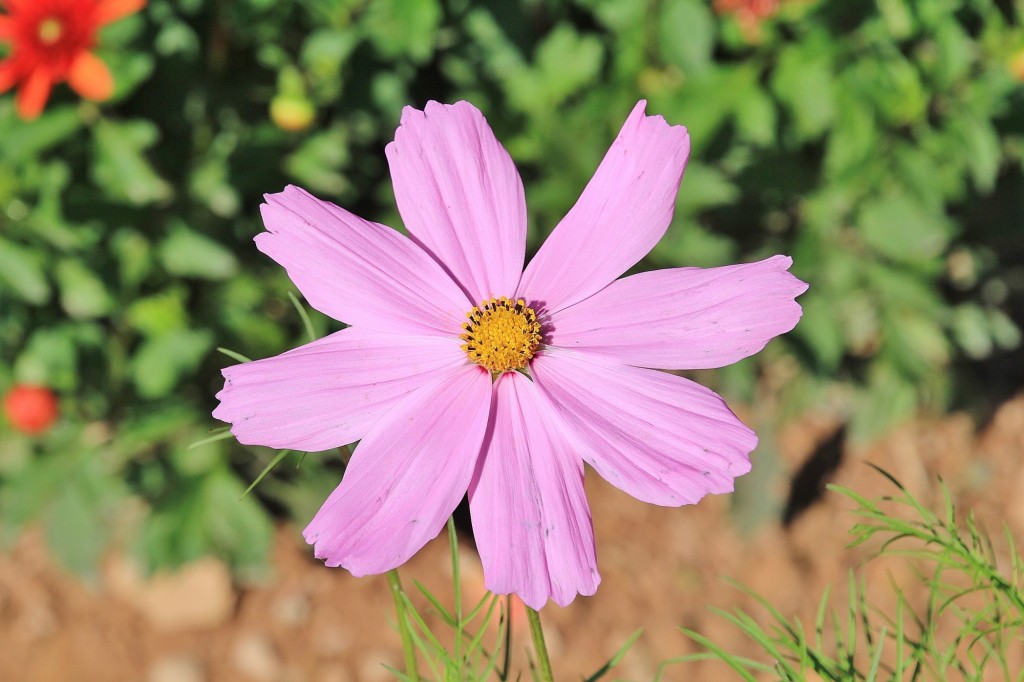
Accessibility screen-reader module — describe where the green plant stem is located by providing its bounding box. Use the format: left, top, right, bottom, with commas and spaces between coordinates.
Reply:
386, 569, 419, 682
526, 605, 555, 682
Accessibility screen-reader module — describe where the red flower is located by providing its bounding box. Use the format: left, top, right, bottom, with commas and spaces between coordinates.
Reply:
3, 384, 59, 435
714, 0, 782, 39
0, 0, 146, 120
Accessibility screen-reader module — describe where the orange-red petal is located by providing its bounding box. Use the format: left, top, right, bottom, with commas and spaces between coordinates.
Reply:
16, 68, 53, 120
94, 0, 147, 26
0, 58, 20, 94
0, 15, 13, 39
67, 51, 114, 101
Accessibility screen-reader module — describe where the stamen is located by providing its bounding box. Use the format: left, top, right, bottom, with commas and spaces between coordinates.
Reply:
460, 297, 542, 374
38, 18, 63, 45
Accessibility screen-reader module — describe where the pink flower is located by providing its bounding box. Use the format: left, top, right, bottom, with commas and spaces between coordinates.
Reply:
214, 100, 807, 609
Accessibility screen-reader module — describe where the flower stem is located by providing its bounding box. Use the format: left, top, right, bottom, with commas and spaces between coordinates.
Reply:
386, 569, 419, 682
526, 605, 555, 682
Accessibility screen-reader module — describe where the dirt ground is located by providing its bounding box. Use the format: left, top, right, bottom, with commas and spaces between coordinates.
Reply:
2, 395, 1023, 682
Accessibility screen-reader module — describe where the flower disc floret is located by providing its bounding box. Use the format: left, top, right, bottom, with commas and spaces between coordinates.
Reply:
460, 297, 542, 374
38, 18, 64, 45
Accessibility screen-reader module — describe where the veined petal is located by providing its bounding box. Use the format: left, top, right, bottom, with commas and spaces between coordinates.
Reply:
257, 185, 472, 335
67, 51, 114, 101
532, 351, 755, 506
304, 364, 492, 575
547, 255, 808, 369
16, 68, 53, 120
94, 0, 146, 25
517, 101, 690, 314
213, 327, 465, 452
469, 372, 599, 610
386, 101, 527, 304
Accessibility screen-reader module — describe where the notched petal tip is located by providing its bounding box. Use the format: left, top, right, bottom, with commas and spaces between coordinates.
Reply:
627, 98, 690, 141
262, 183, 307, 208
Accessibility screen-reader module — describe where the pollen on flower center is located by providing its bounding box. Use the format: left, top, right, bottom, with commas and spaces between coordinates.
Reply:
460, 297, 542, 374
37, 18, 64, 45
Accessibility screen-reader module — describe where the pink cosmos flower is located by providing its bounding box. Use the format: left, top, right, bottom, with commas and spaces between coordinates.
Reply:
214, 100, 807, 609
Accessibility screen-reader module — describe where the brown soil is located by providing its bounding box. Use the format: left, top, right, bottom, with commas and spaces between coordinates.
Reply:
2, 395, 1023, 682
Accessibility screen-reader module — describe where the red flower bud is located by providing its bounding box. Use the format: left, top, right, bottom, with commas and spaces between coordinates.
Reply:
3, 385, 59, 435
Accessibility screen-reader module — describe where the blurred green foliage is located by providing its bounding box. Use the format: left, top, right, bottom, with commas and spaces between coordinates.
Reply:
1, 0, 1022, 575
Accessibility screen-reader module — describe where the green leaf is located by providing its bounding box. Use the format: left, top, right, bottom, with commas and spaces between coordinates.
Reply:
863, 54, 928, 127
950, 114, 1001, 193
772, 37, 835, 141
171, 430, 224, 476
1, 448, 127, 577
858, 194, 954, 264
791, 292, 845, 372
131, 329, 214, 399
285, 125, 351, 196
850, 367, 919, 440
0, 106, 83, 165
952, 303, 993, 359
13, 326, 79, 390
190, 154, 241, 218
931, 19, 974, 88
650, 218, 736, 268
824, 90, 877, 179
301, 28, 359, 88
677, 162, 740, 214
363, 0, 441, 63
886, 311, 950, 375
988, 309, 1021, 351
732, 85, 776, 147
55, 259, 114, 320
158, 222, 238, 280
530, 24, 605, 108
876, 0, 915, 39
44, 460, 127, 575
126, 288, 188, 337
0, 237, 50, 304
153, 19, 201, 58
91, 119, 173, 206
865, 263, 944, 314
101, 50, 156, 101
658, 0, 714, 76
135, 465, 273, 575
110, 229, 153, 288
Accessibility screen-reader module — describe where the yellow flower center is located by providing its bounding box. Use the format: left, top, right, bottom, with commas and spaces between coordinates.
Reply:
38, 18, 64, 45
460, 297, 542, 374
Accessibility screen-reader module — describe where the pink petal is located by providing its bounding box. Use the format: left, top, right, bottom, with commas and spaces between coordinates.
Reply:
386, 101, 526, 304
531, 351, 755, 506
468, 372, 599, 609
517, 101, 690, 314
304, 364, 491, 575
258, 186, 471, 335
213, 327, 465, 452
547, 255, 808, 369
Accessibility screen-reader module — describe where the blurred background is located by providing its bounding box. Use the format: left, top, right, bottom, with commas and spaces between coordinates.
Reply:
1, 0, 1022, 680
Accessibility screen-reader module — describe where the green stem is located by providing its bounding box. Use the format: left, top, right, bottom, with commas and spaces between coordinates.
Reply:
386, 569, 419, 682
526, 605, 555, 682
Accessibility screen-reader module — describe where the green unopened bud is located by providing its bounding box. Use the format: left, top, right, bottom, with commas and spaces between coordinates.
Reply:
270, 95, 315, 132
1010, 49, 1024, 83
